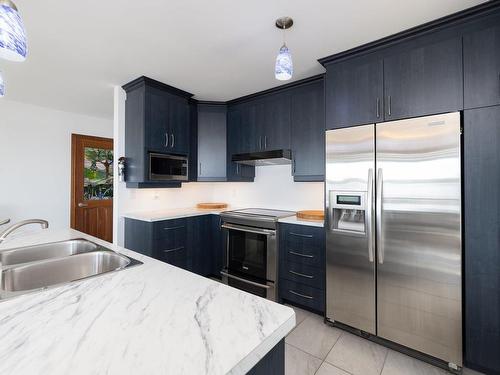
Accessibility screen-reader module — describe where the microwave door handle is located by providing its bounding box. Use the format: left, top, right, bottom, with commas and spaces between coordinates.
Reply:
366, 168, 374, 263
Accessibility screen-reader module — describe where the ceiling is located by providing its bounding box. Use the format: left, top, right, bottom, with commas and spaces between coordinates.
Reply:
1, 0, 487, 119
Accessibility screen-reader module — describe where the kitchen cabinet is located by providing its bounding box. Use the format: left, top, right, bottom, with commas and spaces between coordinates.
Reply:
278, 223, 325, 314
290, 79, 325, 181
191, 103, 227, 181
260, 93, 291, 151
383, 34, 463, 120
226, 106, 255, 181
464, 106, 500, 375
124, 215, 224, 278
123, 76, 193, 188
464, 21, 500, 109
325, 54, 383, 129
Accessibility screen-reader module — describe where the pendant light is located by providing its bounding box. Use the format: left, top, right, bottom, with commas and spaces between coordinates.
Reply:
275, 17, 293, 81
0, 0, 27, 62
0, 70, 4, 97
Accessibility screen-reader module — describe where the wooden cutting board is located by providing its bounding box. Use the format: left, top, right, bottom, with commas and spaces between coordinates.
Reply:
296, 210, 324, 221
196, 203, 228, 209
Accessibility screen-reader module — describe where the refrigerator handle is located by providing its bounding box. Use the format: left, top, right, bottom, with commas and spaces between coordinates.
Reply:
376, 168, 384, 264
366, 168, 374, 262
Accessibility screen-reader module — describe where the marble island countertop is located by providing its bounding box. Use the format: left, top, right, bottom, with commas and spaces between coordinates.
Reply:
0, 229, 295, 375
122, 207, 324, 227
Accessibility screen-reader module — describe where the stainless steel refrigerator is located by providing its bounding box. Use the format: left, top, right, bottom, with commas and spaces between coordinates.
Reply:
325, 112, 462, 368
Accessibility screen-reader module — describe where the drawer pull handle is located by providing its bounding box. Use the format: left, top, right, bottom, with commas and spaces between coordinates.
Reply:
163, 246, 184, 253
289, 290, 313, 300
289, 250, 314, 259
163, 226, 185, 231
289, 232, 313, 239
289, 270, 314, 279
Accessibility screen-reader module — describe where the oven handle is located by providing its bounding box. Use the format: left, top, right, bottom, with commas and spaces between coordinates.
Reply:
220, 271, 272, 289
221, 223, 276, 237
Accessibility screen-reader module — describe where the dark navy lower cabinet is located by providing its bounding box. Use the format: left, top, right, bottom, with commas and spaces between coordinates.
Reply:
278, 223, 325, 314
464, 106, 500, 375
247, 339, 284, 375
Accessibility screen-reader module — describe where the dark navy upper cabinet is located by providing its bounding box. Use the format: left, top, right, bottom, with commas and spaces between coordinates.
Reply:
383, 34, 463, 120
262, 93, 291, 150
290, 79, 325, 181
226, 105, 255, 181
325, 54, 383, 129
123, 76, 193, 188
464, 20, 500, 109
192, 103, 227, 181
464, 106, 500, 375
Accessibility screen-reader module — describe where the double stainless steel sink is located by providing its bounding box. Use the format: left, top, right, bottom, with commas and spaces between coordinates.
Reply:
0, 239, 142, 300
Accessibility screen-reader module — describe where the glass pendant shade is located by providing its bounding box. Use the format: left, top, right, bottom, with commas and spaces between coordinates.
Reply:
0, 71, 4, 97
0, 0, 27, 62
275, 43, 293, 81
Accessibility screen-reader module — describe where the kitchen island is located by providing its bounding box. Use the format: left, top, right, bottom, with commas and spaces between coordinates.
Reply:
0, 229, 295, 375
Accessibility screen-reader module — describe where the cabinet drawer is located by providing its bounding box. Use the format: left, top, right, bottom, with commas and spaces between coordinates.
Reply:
281, 224, 324, 249
281, 261, 324, 290
279, 279, 325, 313
283, 242, 324, 268
153, 219, 187, 239
158, 245, 188, 269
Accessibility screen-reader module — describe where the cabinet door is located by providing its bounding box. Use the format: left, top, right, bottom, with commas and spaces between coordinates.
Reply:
325, 54, 383, 129
210, 215, 224, 277
197, 104, 227, 180
384, 35, 463, 120
464, 23, 500, 109
291, 81, 325, 181
187, 215, 211, 276
464, 106, 500, 374
227, 107, 255, 181
240, 102, 258, 153
146, 88, 169, 151
263, 93, 291, 150
169, 95, 189, 155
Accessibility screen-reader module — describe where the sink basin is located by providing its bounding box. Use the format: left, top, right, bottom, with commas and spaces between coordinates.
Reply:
0, 239, 99, 266
2, 251, 132, 292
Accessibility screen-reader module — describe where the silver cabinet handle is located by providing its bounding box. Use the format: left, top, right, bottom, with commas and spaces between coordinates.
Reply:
236, 164, 240, 175
366, 168, 374, 263
170, 133, 175, 148
259, 136, 262, 150
376, 168, 384, 264
199, 162, 202, 176
387, 96, 392, 116
288, 250, 314, 259
289, 270, 314, 279
163, 225, 185, 231
78, 203, 88, 207
289, 232, 313, 239
165, 133, 169, 147
376, 98, 380, 118
289, 290, 313, 300
264, 136, 267, 149
220, 271, 271, 289
163, 246, 184, 253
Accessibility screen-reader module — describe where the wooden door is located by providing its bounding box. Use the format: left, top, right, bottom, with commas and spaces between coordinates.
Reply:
71, 134, 113, 242
325, 53, 383, 129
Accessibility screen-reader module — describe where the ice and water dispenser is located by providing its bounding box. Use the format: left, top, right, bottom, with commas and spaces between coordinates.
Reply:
329, 191, 367, 234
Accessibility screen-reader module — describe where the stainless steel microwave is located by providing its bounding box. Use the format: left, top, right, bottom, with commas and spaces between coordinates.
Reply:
149, 153, 188, 181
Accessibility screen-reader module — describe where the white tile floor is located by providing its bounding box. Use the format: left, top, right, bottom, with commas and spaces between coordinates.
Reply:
284, 305, 485, 375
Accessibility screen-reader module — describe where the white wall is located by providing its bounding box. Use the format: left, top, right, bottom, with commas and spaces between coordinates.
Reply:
0, 99, 113, 230
114, 87, 324, 246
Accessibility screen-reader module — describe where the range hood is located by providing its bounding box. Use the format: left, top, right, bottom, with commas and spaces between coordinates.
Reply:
232, 149, 292, 166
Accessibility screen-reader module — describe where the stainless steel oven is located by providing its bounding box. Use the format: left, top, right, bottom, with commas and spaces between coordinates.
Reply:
149, 153, 188, 181
220, 209, 295, 301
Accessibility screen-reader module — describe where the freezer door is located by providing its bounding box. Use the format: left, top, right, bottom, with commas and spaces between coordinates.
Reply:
376, 113, 462, 365
326, 125, 376, 334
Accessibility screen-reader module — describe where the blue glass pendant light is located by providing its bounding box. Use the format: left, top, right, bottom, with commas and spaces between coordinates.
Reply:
0, 70, 4, 97
275, 17, 293, 81
0, 0, 27, 62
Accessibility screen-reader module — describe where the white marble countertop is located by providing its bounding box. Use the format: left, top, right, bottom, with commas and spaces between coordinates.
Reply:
0, 229, 295, 375
122, 207, 232, 222
278, 216, 324, 228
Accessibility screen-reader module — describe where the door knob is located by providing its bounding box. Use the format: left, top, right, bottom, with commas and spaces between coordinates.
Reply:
78, 203, 88, 207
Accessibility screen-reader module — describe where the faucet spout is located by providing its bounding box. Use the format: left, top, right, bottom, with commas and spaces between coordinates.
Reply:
0, 219, 49, 244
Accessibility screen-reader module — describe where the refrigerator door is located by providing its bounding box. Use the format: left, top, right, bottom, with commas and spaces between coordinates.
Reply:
376, 113, 462, 365
326, 125, 376, 334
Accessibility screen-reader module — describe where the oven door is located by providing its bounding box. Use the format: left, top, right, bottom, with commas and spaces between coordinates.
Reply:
221, 223, 276, 300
